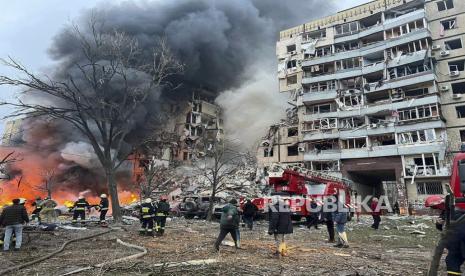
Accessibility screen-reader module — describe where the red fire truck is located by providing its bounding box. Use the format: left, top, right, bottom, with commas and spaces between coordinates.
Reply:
246, 166, 355, 221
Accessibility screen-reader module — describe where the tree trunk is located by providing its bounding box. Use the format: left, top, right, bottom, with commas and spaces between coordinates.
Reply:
106, 169, 122, 222
206, 185, 217, 222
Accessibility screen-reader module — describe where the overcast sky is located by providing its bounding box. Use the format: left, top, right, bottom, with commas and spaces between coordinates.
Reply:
0, 0, 371, 133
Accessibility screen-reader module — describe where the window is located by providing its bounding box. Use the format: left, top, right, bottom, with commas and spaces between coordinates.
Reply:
287, 60, 297, 69
287, 44, 296, 53
452, 82, 465, 94
287, 127, 298, 137
417, 182, 444, 195
335, 22, 359, 35
337, 57, 361, 71
405, 88, 429, 97
286, 75, 297, 85
437, 0, 454, 11
441, 18, 456, 30
342, 138, 366, 149
456, 105, 465, 118
460, 130, 465, 142
448, 60, 465, 72
307, 103, 333, 114
287, 145, 299, 156
264, 148, 274, 157
445, 38, 462, 50
398, 129, 436, 144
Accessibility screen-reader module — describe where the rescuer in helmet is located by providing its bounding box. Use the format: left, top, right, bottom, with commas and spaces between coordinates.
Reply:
425, 195, 465, 275
40, 197, 58, 224
155, 195, 170, 236
97, 194, 109, 224
31, 196, 43, 223
139, 198, 155, 236
72, 195, 90, 225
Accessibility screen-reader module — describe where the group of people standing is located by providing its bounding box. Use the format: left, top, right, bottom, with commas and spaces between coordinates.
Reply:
138, 196, 170, 237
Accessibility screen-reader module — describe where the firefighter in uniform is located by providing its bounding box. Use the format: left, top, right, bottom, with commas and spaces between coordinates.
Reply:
155, 195, 170, 236
31, 196, 43, 223
97, 194, 109, 224
72, 196, 90, 225
139, 198, 155, 236
426, 196, 465, 275
41, 197, 58, 223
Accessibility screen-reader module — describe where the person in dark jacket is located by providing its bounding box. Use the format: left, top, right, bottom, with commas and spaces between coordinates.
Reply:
139, 198, 156, 236
371, 197, 381, 230
155, 195, 170, 236
97, 194, 109, 224
72, 196, 90, 225
322, 197, 335, 243
31, 196, 43, 223
0, 198, 29, 251
242, 199, 258, 230
333, 196, 349, 248
214, 199, 240, 252
306, 198, 319, 230
268, 198, 293, 256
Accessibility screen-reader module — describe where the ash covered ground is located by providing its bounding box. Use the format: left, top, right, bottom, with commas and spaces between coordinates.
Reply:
0, 215, 445, 276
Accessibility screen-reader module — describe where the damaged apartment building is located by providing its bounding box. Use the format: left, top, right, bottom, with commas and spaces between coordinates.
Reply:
258, 0, 465, 211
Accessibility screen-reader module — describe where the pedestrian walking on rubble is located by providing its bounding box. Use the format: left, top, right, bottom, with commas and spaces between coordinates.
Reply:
268, 198, 293, 256
0, 198, 29, 251
242, 199, 258, 230
323, 197, 335, 243
214, 199, 240, 252
139, 198, 156, 236
371, 197, 381, 230
154, 195, 170, 236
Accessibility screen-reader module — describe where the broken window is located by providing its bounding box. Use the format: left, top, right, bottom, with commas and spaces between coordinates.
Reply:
315, 46, 332, 57
303, 29, 326, 41
417, 182, 443, 195
390, 63, 430, 79
370, 134, 396, 146
397, 104, 439, 122
307, 63, 335, 76
342, 137, 366, 149
460, 130, 465, 142
308, 80, 336, 93
308, 161, 340, 172
286, 75, 297, 85
441, 18, 456, 30
335, 21, 359, 36
405, 87, 428, 97
452, 82, 465, 94
287, 60, 297, 69
339, 117, 364, 130
339, 77, 362, 90
406, 153, 440, 177
307, 103, 334, 114
449, 60, 465, 72
336, 57, 361, 71
287, 127, 298, 137
338, 94, 362, 108
437, 0, 454, 11
287, 44, 296, 53
287, 145, 299, 156
456, 105, 465, 118
335, 41, 359, 53
305, 118, 338, 131
309, 139, 339, 151
264, 148, 274, 157
398, 129, 436, 144
445, 39, 462, 50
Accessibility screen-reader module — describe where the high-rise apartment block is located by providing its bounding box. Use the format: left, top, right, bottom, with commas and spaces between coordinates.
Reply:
258, 0, 465, 211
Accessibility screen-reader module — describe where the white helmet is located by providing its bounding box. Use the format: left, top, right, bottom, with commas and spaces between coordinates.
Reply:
19, 198, 27, 204
144, 198, 152, 203
100, 194, 107, 198
78, 195, 84, 200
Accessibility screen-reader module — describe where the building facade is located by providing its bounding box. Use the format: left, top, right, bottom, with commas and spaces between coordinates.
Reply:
264, 0, 465, 211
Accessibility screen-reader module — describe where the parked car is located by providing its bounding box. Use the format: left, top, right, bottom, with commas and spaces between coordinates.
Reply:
179, 196, 226, 219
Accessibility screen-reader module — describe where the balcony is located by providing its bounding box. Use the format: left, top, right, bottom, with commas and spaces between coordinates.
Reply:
302, 62, 384, 84
387, 49, 429, 68
303, 94, 440, 121
383, 9, 426, 30
302, 90, 338, 104
303, 141, 445, 161
303, 120, 446, 142
334, 24, 384, 44
364, 70, 436, 94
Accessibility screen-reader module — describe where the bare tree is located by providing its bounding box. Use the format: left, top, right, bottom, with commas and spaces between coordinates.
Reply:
0, 18, 183, 221
138, 157, 173, 199
35, 169, 56, 199
0, 151, 21, 180
193, 132, 247, 221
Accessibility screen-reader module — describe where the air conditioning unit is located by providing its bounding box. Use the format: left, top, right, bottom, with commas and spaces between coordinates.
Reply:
440, 86, 449, 92
451, 71, 460, 77
298, 146, 306, 152
453, 94, 462, 99
440, 51, 450, 57
432, 45, 442, 51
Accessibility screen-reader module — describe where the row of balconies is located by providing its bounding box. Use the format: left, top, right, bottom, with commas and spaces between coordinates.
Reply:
303, 140, 445, 161
303, 94, 439, 121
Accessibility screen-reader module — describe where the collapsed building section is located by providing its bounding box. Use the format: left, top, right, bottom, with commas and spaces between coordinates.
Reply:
261, 0, 465, 213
